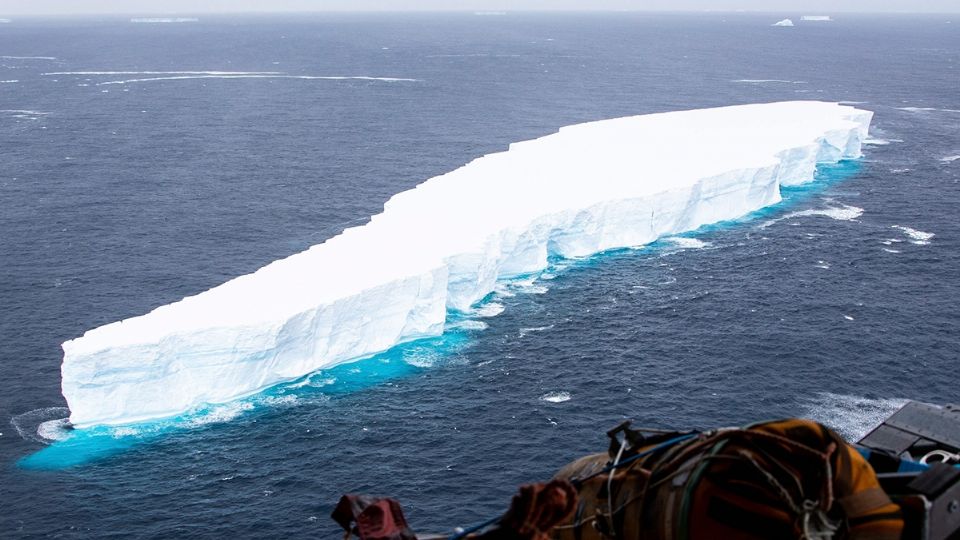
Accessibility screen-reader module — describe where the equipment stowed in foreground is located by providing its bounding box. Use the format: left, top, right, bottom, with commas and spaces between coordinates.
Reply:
332, 401, 960, 540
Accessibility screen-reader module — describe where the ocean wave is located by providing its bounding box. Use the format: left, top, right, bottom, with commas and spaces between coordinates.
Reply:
1, 55, 57, 60
10, 407, 72, 444
44, 70, 282, 75
664, 236, 712, 249
803, 392, 908, 442
518, 325, 554, 337
892, 225, 934, 245
184, 402, 255, 428
896, 106, 960, 113
940, 155, 960, 163
0, 80, 17, 83
540, 391, 571, 403
731, 79, 806, 84
94, 74, 420, 85
760, 203, 864, 228
447, 320, 489, 331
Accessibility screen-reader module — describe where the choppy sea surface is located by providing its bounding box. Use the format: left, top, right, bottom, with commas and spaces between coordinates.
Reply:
1, 12, 958, 538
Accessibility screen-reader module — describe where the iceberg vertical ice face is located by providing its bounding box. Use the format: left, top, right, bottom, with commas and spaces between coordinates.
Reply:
60, 101, 873, 427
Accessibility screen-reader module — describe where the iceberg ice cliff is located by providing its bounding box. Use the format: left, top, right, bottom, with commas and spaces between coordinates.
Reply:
61, 101, 872, 427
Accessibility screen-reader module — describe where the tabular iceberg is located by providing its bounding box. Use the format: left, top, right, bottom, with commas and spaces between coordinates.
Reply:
61, 101, 873, 427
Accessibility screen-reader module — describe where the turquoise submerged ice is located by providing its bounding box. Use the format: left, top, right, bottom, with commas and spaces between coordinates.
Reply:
61, 101, 873, 427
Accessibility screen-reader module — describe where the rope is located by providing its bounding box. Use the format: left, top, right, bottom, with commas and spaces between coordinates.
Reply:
447, 433, 696, 540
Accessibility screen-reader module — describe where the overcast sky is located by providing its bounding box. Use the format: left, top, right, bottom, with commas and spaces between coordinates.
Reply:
2, 0, 959, 16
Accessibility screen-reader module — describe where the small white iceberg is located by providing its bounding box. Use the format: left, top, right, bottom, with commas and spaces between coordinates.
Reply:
801, 15, 833, 22
772, 19, 795, 27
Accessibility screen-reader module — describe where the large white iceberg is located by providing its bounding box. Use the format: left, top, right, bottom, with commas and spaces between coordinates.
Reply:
61, 101, 873, 427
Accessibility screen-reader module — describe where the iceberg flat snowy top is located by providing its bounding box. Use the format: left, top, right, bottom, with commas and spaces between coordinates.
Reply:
61, 101, 872, 427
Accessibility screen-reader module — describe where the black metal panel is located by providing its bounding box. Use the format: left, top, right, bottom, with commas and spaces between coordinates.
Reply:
886, 402, 960, 451
861, 425, 921, 454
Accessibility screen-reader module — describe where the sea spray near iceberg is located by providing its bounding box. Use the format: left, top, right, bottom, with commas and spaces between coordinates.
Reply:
60, 101, 873, 428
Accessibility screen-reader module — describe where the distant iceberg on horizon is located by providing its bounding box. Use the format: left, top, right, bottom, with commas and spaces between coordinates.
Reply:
801, 15, 833, 22
772, 19, 795, 27
60, 101, 873, 428
130, 17, 199, 23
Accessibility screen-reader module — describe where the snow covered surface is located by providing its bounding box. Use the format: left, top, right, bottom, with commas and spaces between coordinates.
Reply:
61, 101, 873, 427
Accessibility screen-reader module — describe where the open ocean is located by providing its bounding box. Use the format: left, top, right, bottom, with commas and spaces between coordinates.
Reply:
1, 12, 958, 538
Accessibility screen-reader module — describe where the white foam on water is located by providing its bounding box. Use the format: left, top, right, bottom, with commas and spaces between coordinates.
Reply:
815, 260, 830, 269
447, 320, 489, 331
761, 203, 864, 228
892, 225, 934, 245
732, 79, 806, 84
10, 407, 71, 444
664, 237, 711, 249
185, 402, 254, 428
882, 248, 901, 253
940, 155, 960, 163
804, 393, 908, 442
519, 325, 554, 337
889, 168, 911, 174
130, 17, 199, 23
260, 395, 300, 407
1, 55, 57, 60
36, 418, 72, 442
470, 302, 505, 318
541, 391, 572, 403
864, 138, 891, 145
0, 80, 17, 83
93, 75, 419, 85
45, 71, 282, 76
897, 107, 960, 113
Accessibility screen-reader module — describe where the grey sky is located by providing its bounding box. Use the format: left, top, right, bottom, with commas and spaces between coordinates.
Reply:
2, 0, 959, 16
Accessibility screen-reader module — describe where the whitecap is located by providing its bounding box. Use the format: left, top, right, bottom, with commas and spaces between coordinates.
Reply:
892, 225, 934, 245
260, 395, 300, 407
1, 55, 57, 60
732, 79, 805, 84
447, 320, 489, 331
470, 302, 505, 318
760, 203, 863, 228
185, 402, 254, 428
45, 70, 282, 76
889, 168, 911, 174
882, 248, 901, 253
897, 106, 960, 113
803, 393, 908, 442
664, 236, 711, 249
0, 80, 17, 83
940, 155, 960, 163
110, 426, 141, 438
36, 418, 72, 442
863, 138, 891, 145
10, 407, 71, 444
541, 391, 571, 403
518, 324, 554, 337
92, 74, 419, 85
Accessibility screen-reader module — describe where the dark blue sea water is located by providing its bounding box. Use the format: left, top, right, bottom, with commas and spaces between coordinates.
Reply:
1, 12, 958, 538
